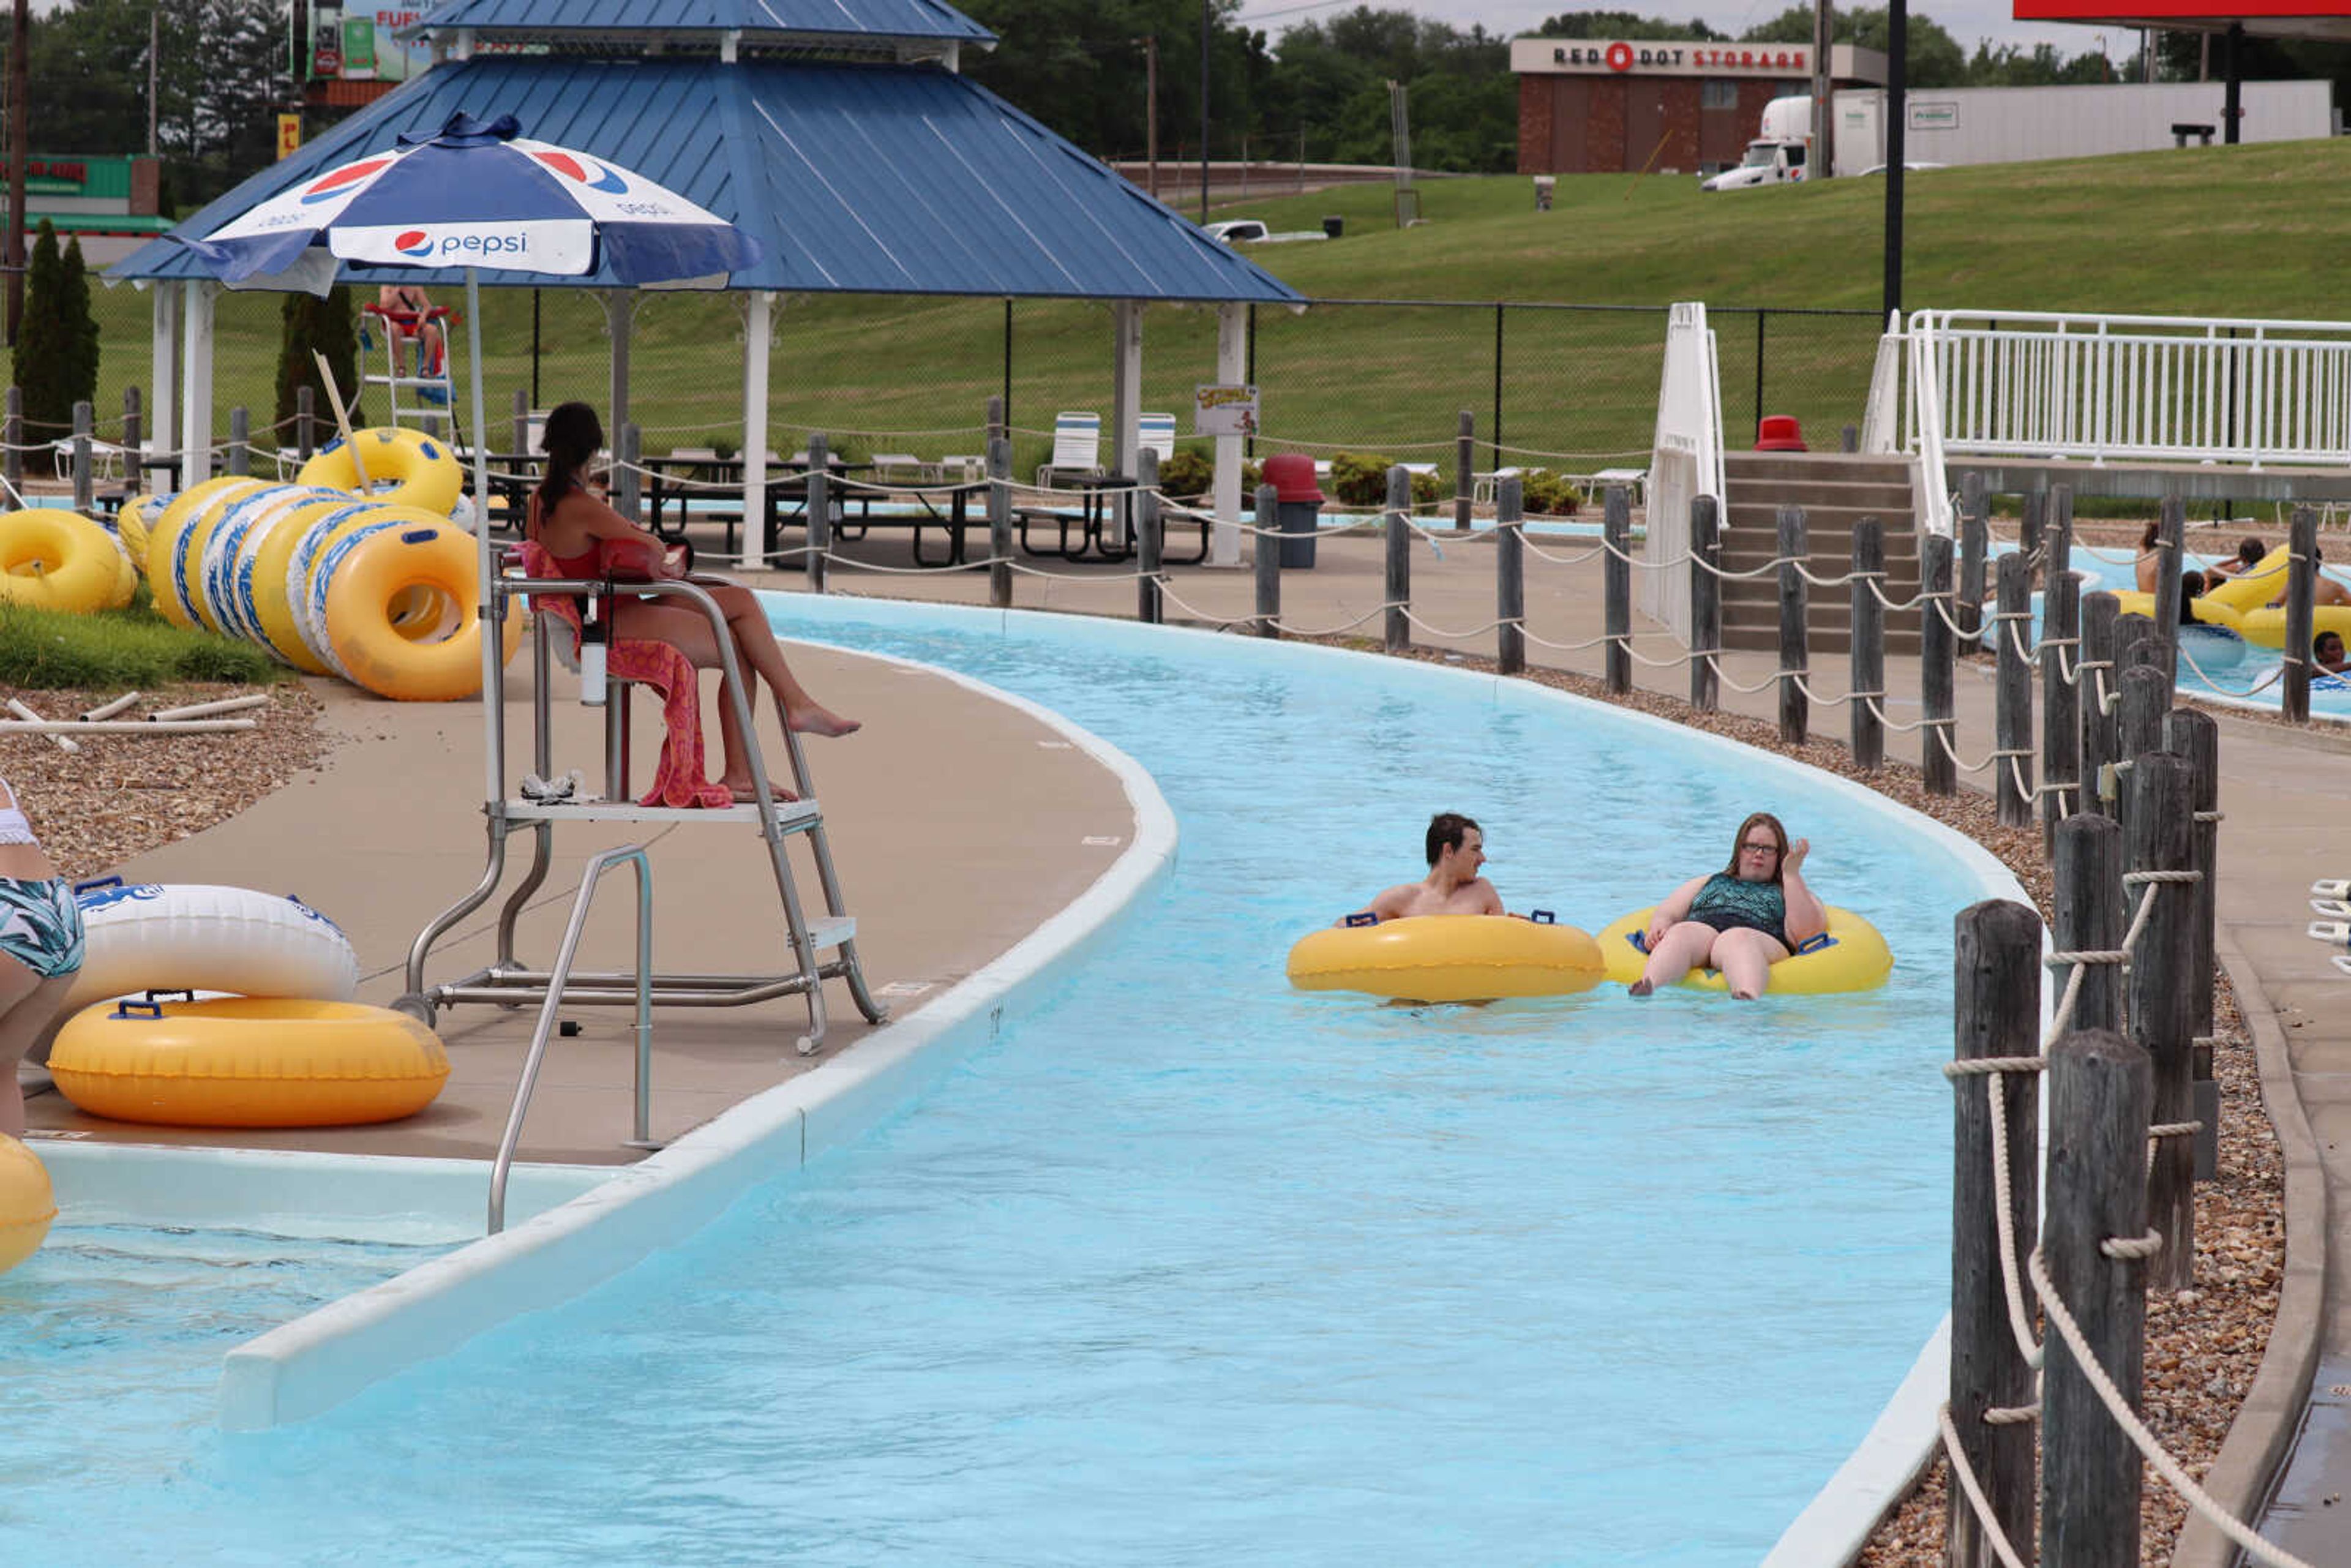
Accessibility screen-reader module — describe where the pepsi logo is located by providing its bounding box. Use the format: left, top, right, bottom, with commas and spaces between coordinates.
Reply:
532, 151, 629, 195
394, 230, 435, 257
299, 157, 391, 204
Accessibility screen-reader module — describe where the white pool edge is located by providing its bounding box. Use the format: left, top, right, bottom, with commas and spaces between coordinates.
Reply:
771, 592, 2037, 1568
209, 647, 1178, 1432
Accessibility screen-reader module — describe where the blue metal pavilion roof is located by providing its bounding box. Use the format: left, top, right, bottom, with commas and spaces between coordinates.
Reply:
113, 57, 1297, 304
412, 0, 993, 44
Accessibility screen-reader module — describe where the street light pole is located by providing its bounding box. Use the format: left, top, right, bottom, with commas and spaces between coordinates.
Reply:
6, 0, 27, 348
1198, 0, 1211, 223
1882, 0, 1907, 323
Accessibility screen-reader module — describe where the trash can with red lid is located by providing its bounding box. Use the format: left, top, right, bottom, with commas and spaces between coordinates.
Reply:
1260, 454, 1324, 569
1755, 415, 1808, 452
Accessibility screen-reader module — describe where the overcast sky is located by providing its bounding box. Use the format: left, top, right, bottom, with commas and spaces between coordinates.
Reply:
1233, 0, 2137, 62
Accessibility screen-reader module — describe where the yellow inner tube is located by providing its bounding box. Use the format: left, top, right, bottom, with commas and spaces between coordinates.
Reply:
320, 522, 523, 700
1595, 904, 1892, 994
298, 427, 464, 517
0, 510, 131, 613
48, 996, 451, 1128
1286, 914, 1607, 1002
144, 476, 269, 629
0, 1135, 56, 1277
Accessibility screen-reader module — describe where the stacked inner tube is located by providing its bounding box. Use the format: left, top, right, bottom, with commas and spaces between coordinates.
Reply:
135, 432, 521, 700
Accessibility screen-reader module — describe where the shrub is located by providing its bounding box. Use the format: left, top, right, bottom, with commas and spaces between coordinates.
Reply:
0, 601, 283, 689
15, 220, 99, 432
276, 285, 360, 431
1157, 448, 1212, 497
1518, 468, 1583, 517
1329, 452, 1443, 507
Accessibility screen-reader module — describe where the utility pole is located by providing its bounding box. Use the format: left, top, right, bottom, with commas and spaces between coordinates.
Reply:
148, 5, 160, 157
6, 0, 28, 348
1809, 0, 1834, 181
1883, 0, 1907, 322
1140, 35, 1159, 200
1198, 0, 1211, 223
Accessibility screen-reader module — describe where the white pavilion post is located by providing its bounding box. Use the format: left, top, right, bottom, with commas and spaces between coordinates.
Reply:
1211, 301, 1245, 567
1111, 299, 1142, 548
743, 289, 771, 571
149, 282, 182, 486
179, 280, 217, 485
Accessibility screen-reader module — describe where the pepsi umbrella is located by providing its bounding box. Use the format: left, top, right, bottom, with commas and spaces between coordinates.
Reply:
186, 112, 762, 775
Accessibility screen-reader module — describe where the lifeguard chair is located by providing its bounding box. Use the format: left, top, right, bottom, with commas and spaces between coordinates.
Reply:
360, 301, 459, 435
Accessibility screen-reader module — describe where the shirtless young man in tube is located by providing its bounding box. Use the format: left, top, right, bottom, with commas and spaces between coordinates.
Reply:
1346, 812, 1504, 923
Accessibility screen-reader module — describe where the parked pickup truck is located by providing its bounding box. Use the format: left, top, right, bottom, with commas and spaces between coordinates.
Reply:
1202, 218, 1329, 245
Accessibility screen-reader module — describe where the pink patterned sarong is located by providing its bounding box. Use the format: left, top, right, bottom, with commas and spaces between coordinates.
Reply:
517, 541, 734, 809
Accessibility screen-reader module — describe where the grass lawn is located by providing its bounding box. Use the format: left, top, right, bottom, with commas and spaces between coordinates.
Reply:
45, 137, 2351, 482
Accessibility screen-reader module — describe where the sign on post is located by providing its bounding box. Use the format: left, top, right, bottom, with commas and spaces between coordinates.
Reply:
277, 115, 303, 161
1194, 384, 1259, 438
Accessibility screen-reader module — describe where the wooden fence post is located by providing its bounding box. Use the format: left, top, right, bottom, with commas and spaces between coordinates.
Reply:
2057, 812, 2126, 1036
2114, 664, 2170, 849
1690, 493, 1720, 713
2079, 590, 2121, 821
1605, 483, 1632, 695
2020, 486, 2046, 588
2128, 749, 2197, 1292
805, 432, 830, 596
1254, 482, 1281, 639
72, 401, 95, 511
3, 386, 21, 495
123, 385, 143, 472
2164, 708, 2222, 1183
2155, 497, 2186, 688
2282, 505, 2319, 724
2042, 566, 2082, 859
1959, 470, 1988, 640
295, 386, 315, 460
988, 437, 1013, 609
986, 394, 1005, 445
1922, 532, 1955, 795
1777, 503, 1808, 744
2040, 1027, 2153, 1568
1993, 549, 2034, 827
1949, 898, 2044, 1568
1136, 448, 1163, 625
1851, 516, 1884, 770
617, 422, 642, 523
2047, 482, 2075, 595
512, 387, 531, 460
1497, 475, 1524, 676
1453, 409, 1474, 533
1384, 465, 1411, 655
225, 405, 248, 479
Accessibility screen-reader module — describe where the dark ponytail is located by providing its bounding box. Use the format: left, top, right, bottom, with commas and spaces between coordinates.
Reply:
534, 400, 604, 527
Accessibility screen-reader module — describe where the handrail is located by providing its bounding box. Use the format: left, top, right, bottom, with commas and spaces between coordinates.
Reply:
487, 842, 654, 1235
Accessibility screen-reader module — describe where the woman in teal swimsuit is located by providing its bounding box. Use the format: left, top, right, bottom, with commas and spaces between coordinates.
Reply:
1628, 811, 1827, 1001
0, 776, 83, 1136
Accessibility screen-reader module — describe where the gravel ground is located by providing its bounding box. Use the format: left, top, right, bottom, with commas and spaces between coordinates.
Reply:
4, 651, 2290, 1562
1329, 636, 2285, 1568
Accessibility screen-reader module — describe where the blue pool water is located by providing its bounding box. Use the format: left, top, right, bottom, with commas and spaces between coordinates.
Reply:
1994, 541, 2351, 719
3, 608, 2014, 1565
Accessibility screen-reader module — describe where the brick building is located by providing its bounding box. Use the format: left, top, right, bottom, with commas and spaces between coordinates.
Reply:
1512, 38, 1888, 176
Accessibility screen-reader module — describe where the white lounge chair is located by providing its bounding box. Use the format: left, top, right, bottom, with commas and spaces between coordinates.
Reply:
1035, 411, 1103, 489
1139, 411, 1177, 465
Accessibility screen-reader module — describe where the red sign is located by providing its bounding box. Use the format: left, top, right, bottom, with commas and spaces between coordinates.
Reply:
2015, 0, 2351, 15
1545, 43, 1807, 72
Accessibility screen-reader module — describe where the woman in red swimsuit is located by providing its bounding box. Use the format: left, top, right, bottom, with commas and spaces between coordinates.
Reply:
527, 402, 858, 801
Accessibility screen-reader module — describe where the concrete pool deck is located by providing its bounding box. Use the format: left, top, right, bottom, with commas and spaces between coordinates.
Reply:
763, 521, 2349, 1561
23, 636, 1139, 1165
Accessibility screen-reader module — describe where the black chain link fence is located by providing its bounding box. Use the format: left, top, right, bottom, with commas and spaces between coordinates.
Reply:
18, 291, 1882, 489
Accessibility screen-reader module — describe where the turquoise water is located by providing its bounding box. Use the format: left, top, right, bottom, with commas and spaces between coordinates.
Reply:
2, 610, 2007, 1565
1993, 541, 2351, 717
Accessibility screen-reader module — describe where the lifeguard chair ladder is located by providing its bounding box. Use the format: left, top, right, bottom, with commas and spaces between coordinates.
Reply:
359, 302, 460, 438
399, 572, 887, 1062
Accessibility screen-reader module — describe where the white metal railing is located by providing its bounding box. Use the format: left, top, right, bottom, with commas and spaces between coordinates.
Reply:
1643, 301, 1728, 645
1859, 310, 1904, 456
1902, 308, 2351, 534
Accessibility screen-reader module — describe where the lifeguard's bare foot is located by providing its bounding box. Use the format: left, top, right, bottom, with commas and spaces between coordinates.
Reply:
786, 705, 861, 738
723, 777, 799, 804
1627, 979, 1654, 998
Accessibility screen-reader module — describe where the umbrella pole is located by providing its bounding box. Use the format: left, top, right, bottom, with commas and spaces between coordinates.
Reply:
469, 266, 503, 808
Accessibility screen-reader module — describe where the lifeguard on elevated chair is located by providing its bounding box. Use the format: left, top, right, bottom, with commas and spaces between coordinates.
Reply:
362, 282, 453, 417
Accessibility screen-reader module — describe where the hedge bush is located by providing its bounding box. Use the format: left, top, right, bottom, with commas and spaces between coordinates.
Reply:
1327, 452, 1441, 508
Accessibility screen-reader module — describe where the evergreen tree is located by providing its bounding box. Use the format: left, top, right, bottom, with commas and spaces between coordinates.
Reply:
14, 221, 73, 430
275, 286, 361, 432
58, 235, 102, 415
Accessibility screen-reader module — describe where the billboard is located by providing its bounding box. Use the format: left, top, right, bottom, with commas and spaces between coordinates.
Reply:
2014, 0, 2351, 16
301, 5, 430, 84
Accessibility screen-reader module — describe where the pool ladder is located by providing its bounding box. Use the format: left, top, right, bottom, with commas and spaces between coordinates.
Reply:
487, 843, 653, 1235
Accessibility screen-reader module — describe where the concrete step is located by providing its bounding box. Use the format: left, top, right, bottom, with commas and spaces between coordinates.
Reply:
1722, 624, 1924, 655
1723, 502, 1920, 536
1723, 451, 1915, 486
1725, 480, 1919, 512
1718, 543, 1921, 572
1723, 599, 1922, 631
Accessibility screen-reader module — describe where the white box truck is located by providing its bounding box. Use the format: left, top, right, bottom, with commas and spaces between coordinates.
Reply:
1700, 80, 2329, 190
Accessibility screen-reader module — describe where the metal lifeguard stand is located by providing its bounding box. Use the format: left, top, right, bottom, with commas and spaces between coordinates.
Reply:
399, 570, 886, 1060
359, 301, 459, 435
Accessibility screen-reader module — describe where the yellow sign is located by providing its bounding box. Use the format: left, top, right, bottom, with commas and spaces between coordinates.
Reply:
277, 114, 302, 161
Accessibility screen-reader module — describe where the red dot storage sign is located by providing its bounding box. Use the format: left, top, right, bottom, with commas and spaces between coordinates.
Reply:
1605, 42, 1635, 70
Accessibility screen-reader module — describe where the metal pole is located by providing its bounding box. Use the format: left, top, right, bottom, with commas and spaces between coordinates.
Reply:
1198, 0, 1211, 224
1883, 0, 1908, 321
